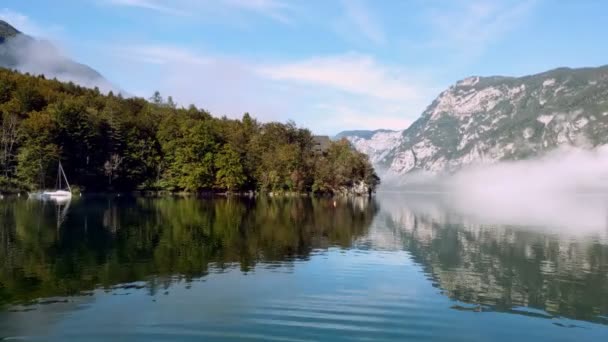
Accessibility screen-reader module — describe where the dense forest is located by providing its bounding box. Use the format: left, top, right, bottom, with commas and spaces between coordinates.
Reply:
0, 68, 379, 194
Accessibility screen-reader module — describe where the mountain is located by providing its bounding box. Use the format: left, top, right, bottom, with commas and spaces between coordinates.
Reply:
339, 65, 608, 177
0, 20, 20, 43
0, 20, 113, 91
334, 129, 403, 165
335, 129, 397, 140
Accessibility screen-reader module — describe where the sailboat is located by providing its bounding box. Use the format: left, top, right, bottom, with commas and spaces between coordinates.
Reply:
29, 162, 72, 201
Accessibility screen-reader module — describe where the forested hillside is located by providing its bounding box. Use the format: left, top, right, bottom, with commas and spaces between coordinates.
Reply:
0, 68, 379, 194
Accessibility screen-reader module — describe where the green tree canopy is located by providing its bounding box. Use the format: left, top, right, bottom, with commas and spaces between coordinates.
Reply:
0, 68, 379, 194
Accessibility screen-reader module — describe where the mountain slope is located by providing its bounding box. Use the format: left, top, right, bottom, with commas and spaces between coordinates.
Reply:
342, 65, 608, 177
335, 129, 403, 165
0, 20, 112, 91
0, 20, 20, 43
335, 129, 398, 140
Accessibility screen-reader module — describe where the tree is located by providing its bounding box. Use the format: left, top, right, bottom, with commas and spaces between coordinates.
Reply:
150, 91, 163, 105
0, 68, 381, 194
0, 108, 20, 178
51, 98, 98, 187
16, 110, 59, 188
166, 96, 176, 109
166, 119, 218, 191
16, 143, 59, 189
215, 144, 245, 191
0, 78, 15, 104
14, 82, 46, 113
104, 153, 123, 186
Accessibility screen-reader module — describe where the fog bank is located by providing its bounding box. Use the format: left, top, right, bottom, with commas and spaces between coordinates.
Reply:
378, 146, 608, 231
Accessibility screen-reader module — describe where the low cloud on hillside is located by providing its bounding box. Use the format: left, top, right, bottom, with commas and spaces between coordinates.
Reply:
0, 34, 118, 94
382, 146, 608, 193
380, 146, 608, 231
448, 146, 608, 195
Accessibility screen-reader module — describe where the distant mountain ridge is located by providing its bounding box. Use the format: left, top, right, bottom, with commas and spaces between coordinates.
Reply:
0, 20, 112, 91
334, 129, 398, 140
338, 65, 608, 178
335, 129, 404, 165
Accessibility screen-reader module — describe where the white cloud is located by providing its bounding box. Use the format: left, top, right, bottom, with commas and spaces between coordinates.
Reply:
257, 53, 426, 101
99, 0, 294, 23
340, 0, 386, 45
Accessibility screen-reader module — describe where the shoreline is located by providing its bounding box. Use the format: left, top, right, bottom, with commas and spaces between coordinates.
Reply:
0, 189, 375, 199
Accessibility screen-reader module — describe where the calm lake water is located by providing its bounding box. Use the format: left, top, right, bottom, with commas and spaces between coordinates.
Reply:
1, 194, 607, 341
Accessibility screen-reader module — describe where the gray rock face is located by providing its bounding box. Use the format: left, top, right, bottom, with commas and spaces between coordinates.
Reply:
340, 66, 608, 177
336, 180, 371, 197
334, 129, 403, 165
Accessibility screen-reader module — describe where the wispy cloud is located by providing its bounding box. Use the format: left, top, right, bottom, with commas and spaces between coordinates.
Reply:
340, 0, 386, 45
100, 0, 294, 23
257, 53, 425, 101
424, 0, 538, 57
104, 44, 434, 133
112, 44, 212, 65
316, 103, 414, 132
222, 0, 293, 23
104, 0, 188, 16
105, 43, 289, 121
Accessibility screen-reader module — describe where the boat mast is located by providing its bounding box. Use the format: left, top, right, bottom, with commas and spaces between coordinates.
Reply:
56, 163, 61, 190
59, 162, 71, 192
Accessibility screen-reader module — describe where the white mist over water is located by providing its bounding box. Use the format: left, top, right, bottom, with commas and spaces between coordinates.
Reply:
448, 146, 608, 195
379, 146, 608, 232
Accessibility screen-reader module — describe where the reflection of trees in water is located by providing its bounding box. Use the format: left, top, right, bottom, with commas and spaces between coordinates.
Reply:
0, 197, 378, 305
382, 206, 608, 324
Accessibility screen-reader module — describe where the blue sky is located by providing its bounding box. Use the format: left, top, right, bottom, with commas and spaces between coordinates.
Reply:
1, 0, 608, 134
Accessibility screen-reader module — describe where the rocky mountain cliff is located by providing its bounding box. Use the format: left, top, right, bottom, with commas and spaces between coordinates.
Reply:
339, 65, 608, 177
0, 20, 112, 91
334, 130, 403, 165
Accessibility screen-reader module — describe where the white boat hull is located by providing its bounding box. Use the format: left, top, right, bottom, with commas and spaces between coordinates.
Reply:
43, 191, 72, 203
43, 190, 72, 198
30, 162, 72, 203
30, 190, 72, 203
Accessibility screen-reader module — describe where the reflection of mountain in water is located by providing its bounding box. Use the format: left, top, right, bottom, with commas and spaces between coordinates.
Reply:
374, 193, 608, 324
0, 197, 378, 306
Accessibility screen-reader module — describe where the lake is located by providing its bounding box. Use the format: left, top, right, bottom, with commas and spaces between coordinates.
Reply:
0, 194, 607, 341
